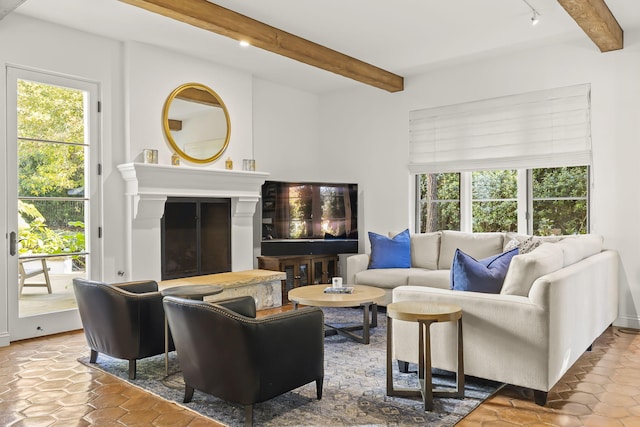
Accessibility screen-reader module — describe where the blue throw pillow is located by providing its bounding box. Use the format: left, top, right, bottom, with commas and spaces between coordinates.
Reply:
450, 248, 518, 293
368, 229, 411, 269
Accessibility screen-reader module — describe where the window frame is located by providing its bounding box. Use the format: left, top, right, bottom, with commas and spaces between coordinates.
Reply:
415, 166, 590, 235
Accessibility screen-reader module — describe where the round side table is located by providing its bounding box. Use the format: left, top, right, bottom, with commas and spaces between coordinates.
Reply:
386, 301, 464, 411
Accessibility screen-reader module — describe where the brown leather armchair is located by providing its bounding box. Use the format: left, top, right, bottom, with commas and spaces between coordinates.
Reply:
163, 295, 324, 427
72, 278, 174, 379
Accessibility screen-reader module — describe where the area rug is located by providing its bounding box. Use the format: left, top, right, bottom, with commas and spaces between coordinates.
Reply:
79, 307, 501, 427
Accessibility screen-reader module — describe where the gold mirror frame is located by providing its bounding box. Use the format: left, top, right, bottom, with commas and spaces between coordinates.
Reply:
162, 82, 231, 164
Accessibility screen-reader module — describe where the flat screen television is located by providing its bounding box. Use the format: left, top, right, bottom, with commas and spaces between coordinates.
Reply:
260, 181, 358, 256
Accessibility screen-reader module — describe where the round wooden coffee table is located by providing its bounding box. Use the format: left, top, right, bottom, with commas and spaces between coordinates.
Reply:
288, 284, 385, 344
386, 301, 464, 411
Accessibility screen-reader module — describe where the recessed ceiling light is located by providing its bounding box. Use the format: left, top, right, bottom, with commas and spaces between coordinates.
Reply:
239, 40, 250, 47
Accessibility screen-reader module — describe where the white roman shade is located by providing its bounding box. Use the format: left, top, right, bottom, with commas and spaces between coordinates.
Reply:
408, 84, 592, 173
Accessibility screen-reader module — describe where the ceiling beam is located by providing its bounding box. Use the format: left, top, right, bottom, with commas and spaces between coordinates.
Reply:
120, 0, 404, 92
557, 0, 623, 52
0, 0, 27, 20
176, 87, 221, 107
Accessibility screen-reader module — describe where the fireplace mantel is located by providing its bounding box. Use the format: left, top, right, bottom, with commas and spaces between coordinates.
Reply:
117, 162, 269, 220
117, 162, 270, 280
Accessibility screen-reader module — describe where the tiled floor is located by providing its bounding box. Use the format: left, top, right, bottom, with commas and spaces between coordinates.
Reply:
1, 321, 639, 426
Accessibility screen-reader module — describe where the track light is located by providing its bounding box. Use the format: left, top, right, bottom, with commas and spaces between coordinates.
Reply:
531, 11, 540, 26
521, 0, 540, 26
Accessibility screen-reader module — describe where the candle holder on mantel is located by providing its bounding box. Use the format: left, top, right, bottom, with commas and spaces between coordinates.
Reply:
242, 159, 256, 171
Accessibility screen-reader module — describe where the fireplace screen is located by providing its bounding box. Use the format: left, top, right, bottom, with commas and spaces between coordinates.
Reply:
161, 197, 231, 280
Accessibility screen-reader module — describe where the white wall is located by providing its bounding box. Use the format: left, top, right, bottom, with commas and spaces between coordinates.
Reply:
317, 32, 640, 327
124, 42, 254, 167
253, 79, 321, 181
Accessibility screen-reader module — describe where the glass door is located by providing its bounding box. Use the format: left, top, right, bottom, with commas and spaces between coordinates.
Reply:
6, 66, 101, 341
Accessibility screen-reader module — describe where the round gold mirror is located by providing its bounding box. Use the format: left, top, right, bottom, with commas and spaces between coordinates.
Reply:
162, 83, 231, 164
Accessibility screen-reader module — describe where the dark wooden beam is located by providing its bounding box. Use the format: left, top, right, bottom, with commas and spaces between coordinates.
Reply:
119, 0, 404, 92
557, 0, 623, 52
176, 87, 221, 107
0, 0, 27, 20
168, 119, 182, 131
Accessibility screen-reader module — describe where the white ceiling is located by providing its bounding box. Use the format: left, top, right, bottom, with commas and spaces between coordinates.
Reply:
12, 0, 640, 94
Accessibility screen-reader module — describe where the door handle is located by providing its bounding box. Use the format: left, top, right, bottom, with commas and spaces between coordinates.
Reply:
9, 231, 17, 256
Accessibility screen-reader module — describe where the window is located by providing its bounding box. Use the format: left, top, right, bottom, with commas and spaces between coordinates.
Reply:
472, 170, 517, 232
417, 166, 589, 235
417, 173, 460, 232
531, 167, 588, 235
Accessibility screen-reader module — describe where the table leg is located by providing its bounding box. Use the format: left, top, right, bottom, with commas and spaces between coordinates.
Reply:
420, 320, 435, 411
164, 315, 169, 376
362, 303, 370, 345
386, 315, 393, 395
456, 318, 465, 396
371, 303, 378, 328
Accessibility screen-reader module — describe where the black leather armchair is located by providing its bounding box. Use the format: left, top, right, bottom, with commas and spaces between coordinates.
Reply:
163, 295, 324, 427
72, 278, 174, 379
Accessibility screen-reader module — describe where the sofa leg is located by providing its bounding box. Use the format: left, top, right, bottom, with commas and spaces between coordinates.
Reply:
89, 349, 98, 363
397, 360, 410, 373
244, 404, 253, 427
534, 390, 548, 406
316, 378, 323, 400
128, 360, 136, 380
184, 385, 194, 403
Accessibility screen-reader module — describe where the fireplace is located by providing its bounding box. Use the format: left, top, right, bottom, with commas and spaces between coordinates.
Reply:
118, 163, 269, 281
161, 197, 232, 280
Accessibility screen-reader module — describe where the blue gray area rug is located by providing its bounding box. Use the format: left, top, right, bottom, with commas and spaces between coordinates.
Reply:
79, 308, 501, 426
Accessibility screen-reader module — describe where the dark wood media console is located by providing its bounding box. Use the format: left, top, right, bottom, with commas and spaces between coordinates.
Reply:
257, 254, 338, 304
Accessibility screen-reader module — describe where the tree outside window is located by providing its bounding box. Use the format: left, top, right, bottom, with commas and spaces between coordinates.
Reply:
532, 166, 588, 235
418, 173, 460, 233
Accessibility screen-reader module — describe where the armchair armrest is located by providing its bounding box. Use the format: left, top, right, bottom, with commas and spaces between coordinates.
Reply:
214, 296, 257, 318
346, 253, 370, 284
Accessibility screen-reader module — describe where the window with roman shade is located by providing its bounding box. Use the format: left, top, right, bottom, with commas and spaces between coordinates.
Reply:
408, 84, 592, 173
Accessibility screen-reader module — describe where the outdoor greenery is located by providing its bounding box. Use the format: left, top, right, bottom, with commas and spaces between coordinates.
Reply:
419, 166, 588, 235
16, 79, 87, 260
472, 170, 518, 232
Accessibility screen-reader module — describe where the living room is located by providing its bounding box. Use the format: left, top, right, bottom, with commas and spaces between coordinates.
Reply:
1, 0, 640, 425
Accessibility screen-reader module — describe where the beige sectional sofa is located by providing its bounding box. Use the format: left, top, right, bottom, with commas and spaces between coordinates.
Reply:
346, 230, 619, 404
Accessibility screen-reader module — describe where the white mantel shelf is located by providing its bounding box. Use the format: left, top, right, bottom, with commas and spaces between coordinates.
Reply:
117, 162, 270, 279
117, 162, 269, 220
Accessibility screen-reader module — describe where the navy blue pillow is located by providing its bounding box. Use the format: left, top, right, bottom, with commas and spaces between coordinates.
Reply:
450, 248, 519, 293
368, 229, 411, 269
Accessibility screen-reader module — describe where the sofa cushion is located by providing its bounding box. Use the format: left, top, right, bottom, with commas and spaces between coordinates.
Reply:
555, 237, 584, 267
450, 248, 518, 294
406, 269, 451, 289
556, 235, 604, 267
411, 232, 441, 270
500, 242, 564, 296
354, 268, 411, 289
368, 229, 411, 269
438, 230, 505, 270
